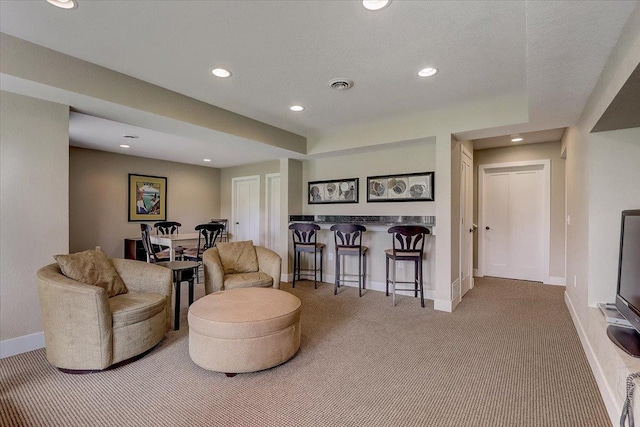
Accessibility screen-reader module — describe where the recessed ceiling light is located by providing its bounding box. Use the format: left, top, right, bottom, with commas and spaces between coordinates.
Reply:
417, 67, 438, 77
46, 0, 78, 9
511, 135, 523, 142
203, 158, 212, 162
119, 144, 130, 148
363, 0, 391, 11
290, 105, 304, 112
211, 68, 231, 78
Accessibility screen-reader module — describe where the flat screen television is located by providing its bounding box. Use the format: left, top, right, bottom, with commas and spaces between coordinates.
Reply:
608, 209, 640, 357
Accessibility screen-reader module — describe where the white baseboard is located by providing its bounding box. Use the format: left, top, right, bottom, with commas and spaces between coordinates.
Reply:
473, 269, 481, 277
545, 276, 566, 286
0, 332, 45, 359
288, 274, 437, 302
564, 292, 618, 426
281, 272, 293, 283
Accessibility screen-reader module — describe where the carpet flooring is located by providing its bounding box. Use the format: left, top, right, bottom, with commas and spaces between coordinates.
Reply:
0, 277, 610, 426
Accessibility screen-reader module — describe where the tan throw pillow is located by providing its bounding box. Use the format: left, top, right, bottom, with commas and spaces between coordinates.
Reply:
54, 249, 127, 297
216, 241, 259, 274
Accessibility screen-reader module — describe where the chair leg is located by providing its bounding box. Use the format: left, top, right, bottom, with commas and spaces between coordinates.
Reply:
414, 260, 418, 297
188, 279, 194, 306
292, 250, 297, 288
313, 250, 318, 289
420, 259, 425, 308
362, 252, 367, 292
392, 259, 397, 307
385, 256, 390, 296
334, 252, 339, 295
320, 248, 323, 283
358, 251, 362, 297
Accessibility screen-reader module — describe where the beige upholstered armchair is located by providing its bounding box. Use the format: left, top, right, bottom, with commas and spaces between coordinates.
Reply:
203, 241, 281, 294
37, 257, 172, 371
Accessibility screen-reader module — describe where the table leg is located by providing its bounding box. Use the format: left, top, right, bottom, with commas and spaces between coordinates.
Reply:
188, 279, 194, 306
174, 274, 181, 330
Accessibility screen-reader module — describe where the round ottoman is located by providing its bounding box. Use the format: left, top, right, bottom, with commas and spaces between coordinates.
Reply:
188, 287, 302, 375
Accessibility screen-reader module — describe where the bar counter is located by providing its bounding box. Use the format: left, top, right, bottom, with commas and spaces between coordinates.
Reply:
287, 214, 437, 297
289, 215, 435, 227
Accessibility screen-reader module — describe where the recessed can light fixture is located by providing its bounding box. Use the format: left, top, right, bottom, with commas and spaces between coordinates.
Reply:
46, 0, 78, 9
363, 0, 391, 11
119, 144, 130, 148
418, 67, 438, 77
211, 68, 232, 78
290, 105, 304, 112
511, 135, 523, 142
203, 158, 212, 162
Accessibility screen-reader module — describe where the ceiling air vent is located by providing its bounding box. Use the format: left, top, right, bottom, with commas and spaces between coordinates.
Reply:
328, 78, 354, 91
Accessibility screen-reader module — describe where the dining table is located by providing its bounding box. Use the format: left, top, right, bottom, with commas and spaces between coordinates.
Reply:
150, 232, 200, 261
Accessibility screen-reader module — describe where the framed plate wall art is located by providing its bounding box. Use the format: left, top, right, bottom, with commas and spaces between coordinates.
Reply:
128, 173, 167, 221
367, 172, 434, 202
308, 178, 359, 204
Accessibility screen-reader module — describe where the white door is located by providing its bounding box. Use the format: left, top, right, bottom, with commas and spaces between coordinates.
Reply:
232, 175, 260, 244
480, 161, 550, 282
460, 147, 474, 295
265, 173, 281, 252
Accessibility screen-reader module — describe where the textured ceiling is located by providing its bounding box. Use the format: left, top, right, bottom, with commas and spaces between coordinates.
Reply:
0, 1, 637, 166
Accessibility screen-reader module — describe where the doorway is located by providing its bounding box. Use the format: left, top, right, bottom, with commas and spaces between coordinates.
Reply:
231, 175, 260, 244
478, 160, 550, 282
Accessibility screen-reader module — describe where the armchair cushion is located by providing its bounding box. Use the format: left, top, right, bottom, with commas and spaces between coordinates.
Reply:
109, 292, 167, 329
54, 249, 127, 297
223, 272, 273, 289
216, 240, 259, 274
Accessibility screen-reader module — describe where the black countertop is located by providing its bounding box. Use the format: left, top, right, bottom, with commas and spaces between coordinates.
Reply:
289, 215, 435, 226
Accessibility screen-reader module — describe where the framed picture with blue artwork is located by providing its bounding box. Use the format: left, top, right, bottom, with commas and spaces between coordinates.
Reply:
128, 173, 167, 221
308, 178, 359, 204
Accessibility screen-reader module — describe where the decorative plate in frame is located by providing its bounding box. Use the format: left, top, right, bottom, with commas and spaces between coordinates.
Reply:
367, 172, 434, 202
308, 178, 359, 204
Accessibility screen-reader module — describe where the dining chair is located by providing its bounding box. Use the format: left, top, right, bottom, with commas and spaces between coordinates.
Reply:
183, 223, 225, 282
154, 221, 186, 259
385, 225, 431, 307
140, 224, 171, 263
330, 224, 367, 296
210, 218, 229, 242
289, 223, 324, 289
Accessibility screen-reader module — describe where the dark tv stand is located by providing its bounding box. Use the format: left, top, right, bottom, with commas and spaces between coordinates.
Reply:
607, 325, 640, 358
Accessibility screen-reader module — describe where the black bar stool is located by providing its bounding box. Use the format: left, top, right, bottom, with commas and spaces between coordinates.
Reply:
330, 224, 367, 296
385, 225, 431, 307
289, 223, 325, 288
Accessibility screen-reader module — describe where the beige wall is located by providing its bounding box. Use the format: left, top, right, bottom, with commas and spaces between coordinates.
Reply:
472, 141, 566, 278
303, 141, 436, 216
219, 160, 280, 246
587, 127, 640, 305
1, 91, 69, 343
450, 137, 461, 296
69, 147, 220, 258
563, 4, 640, 422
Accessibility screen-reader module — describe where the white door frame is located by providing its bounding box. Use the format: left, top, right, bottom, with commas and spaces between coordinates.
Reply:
265, 173, 281, 253
460, 146, 474, 295
231, 175, 261, 244
478, 159, 551, 283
